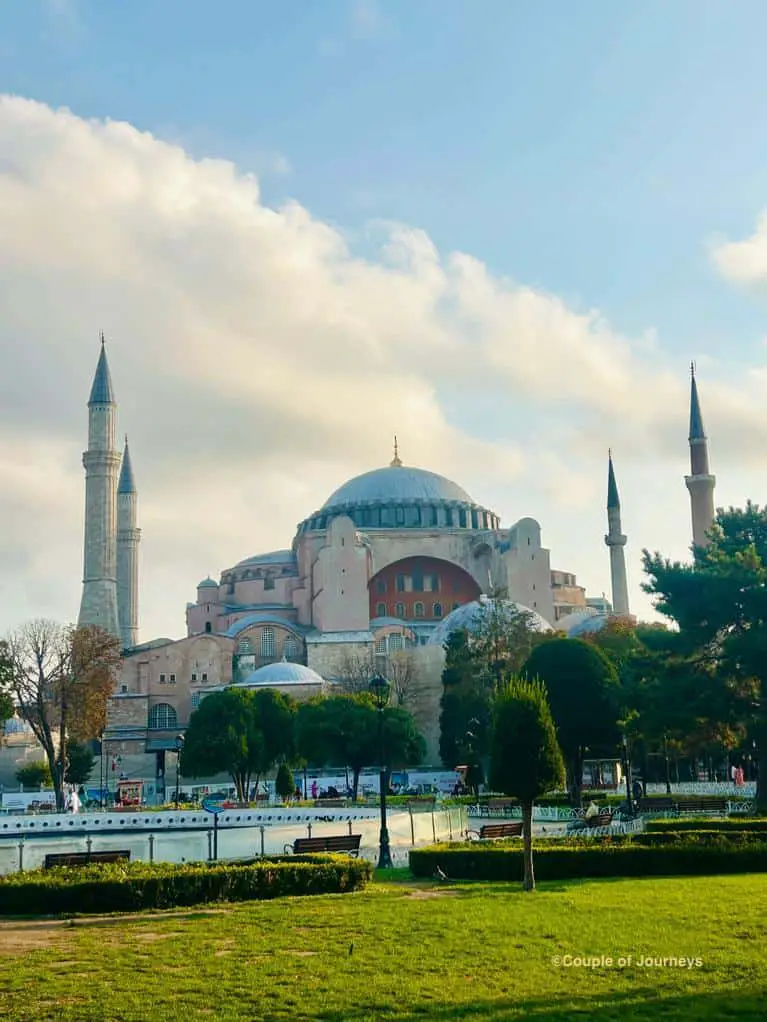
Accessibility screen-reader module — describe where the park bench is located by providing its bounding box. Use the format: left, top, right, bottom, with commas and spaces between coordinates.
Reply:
43, 850, 130, 869
469, 821, 523, 840
675, 797, 728, 816
285, 835, 362, 857
313, 799, 347, 808
568, 810, 613, 832
638, 797, 675, 814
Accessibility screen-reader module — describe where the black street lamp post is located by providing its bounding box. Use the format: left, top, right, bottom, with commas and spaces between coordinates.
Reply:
369, 674, 393, 870
622, 733, 634, 818
174, 734, 185, 808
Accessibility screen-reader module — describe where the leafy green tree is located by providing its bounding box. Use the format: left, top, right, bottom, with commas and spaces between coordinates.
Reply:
643, 502, 767, 807
523, 638, 620, 805
15, 760, 52, 788
65, 741, 96, 786
294, 694, 425, 798
275, 762, 295, 801
181, 688, 295, 801
490, 677, 565, 891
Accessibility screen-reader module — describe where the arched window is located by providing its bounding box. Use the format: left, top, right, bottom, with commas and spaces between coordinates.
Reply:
260, 627, 275, 658
284, 635, 299, 659
414, 602, 424, 618
204, 622, 212, 633
148, 703, 177, 730
433, 602, 444, 618
375, 602, 386, 617
394, 602, 405, 619
238, 638, 253, 654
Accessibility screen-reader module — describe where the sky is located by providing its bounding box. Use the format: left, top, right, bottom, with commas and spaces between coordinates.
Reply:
3, 0, 767, 639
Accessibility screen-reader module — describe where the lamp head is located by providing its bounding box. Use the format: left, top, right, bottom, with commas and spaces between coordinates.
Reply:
175, 734, 185, 752
369, 674, 390, 709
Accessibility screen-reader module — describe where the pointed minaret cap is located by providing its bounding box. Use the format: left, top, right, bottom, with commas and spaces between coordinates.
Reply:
607, 448, 620, 509
689, 361, 706, 441
390, 435, 403, 467
118, 435, 137, 494
88, 332, 116, 405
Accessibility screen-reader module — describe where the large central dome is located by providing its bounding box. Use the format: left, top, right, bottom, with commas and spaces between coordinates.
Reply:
323, 465, 474, 508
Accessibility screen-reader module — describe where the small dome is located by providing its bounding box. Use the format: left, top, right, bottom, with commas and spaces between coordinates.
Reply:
235, 549, 296, 568
197, 577, 218, 589
428, 595, 553, 647
323, 465, 474, 508
237, 661, 324, 687
557, 611, 608, 638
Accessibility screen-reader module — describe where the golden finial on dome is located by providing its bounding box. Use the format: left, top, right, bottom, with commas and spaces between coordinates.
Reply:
390, 434, 403, 467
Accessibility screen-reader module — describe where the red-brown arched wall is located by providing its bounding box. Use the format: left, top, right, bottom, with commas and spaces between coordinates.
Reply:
369, 556, 481, 622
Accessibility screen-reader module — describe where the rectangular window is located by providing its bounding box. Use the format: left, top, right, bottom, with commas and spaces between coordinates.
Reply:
375, 638, 387, 656
169, 674, 176, 683
191, 692, 201, 708
396, 574, 406, 592
159, 673, 166, 683
412, 572, 423, 592
191, 673, 198, 682
395, 506, 406, 526
458, 509, 467, 528
376, 579, 386, 594
389, 633, 403, 651
431, 573, 439, 592
264, 576, 275, 590
429, 506, 438, 527
201, 672, 208, 682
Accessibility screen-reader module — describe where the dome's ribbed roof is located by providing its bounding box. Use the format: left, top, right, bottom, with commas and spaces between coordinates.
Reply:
557, 611, 608, 637
323, 465, 474, 508
237, 661, 324, 686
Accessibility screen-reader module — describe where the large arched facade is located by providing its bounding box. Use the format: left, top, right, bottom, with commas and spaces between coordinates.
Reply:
369, 556, 482, 631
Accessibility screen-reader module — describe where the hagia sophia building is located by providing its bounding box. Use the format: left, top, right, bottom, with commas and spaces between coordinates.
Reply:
79, 341, 715, 793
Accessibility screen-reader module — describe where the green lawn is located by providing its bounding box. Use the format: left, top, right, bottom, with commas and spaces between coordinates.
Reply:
1, 872, 765, 1021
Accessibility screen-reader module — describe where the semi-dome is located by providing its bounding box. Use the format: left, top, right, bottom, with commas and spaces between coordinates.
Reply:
323, 465, 474, 508
557, 610, 608, 638
236, 661, 324, 687
235, 549, 295, 568
428, 595, 553, 647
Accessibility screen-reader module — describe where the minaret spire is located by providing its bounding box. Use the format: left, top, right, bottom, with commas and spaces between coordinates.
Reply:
78, 337, 120, 637
390, 434, 403, 467
117, 435, 140, 649
604, 450, 630, 617
685, 364, 716, 548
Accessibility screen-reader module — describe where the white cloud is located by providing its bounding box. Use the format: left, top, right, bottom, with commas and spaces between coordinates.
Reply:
2, 95, 767, 638
711, 212, 767, 286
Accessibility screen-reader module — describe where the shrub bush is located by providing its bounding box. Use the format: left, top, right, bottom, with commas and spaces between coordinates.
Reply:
646, 818, 767, 833
409, 840, 767, 882
0, 855, 372, 916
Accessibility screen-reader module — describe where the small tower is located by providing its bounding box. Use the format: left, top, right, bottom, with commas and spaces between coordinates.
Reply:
116, 435, 140, 649
604, 450, 630, 617
685, 363, 716, 549
78, 336, 120, 637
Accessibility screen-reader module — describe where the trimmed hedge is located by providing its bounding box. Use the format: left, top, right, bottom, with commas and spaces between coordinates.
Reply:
0, 855, 371, 916
646, 818, 767, 833
409, 840, 767, 881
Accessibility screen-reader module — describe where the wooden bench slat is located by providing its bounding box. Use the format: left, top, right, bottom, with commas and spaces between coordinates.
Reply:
289, 835, 362, 857
43, 850, 130, 869
471, 822, 523, 840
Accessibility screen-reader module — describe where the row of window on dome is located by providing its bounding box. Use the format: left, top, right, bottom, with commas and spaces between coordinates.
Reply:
300, 504, 499, 533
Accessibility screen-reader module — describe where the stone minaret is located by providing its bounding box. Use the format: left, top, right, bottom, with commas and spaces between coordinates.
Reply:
116, 436, 140, 649
685, 364, 716, 549
78, 336, 120, 637
604, 450, 630, 617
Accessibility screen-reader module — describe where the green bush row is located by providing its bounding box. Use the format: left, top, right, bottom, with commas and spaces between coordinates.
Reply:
646, 818, 767, 832
409, 841, 767, 881
0, 855, 372, 916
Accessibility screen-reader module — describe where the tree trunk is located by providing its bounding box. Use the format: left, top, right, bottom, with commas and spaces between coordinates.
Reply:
55, 695, 67, 813
352, 767, 361, 801
756, 715, 767, 813
521, 802, 535, 892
